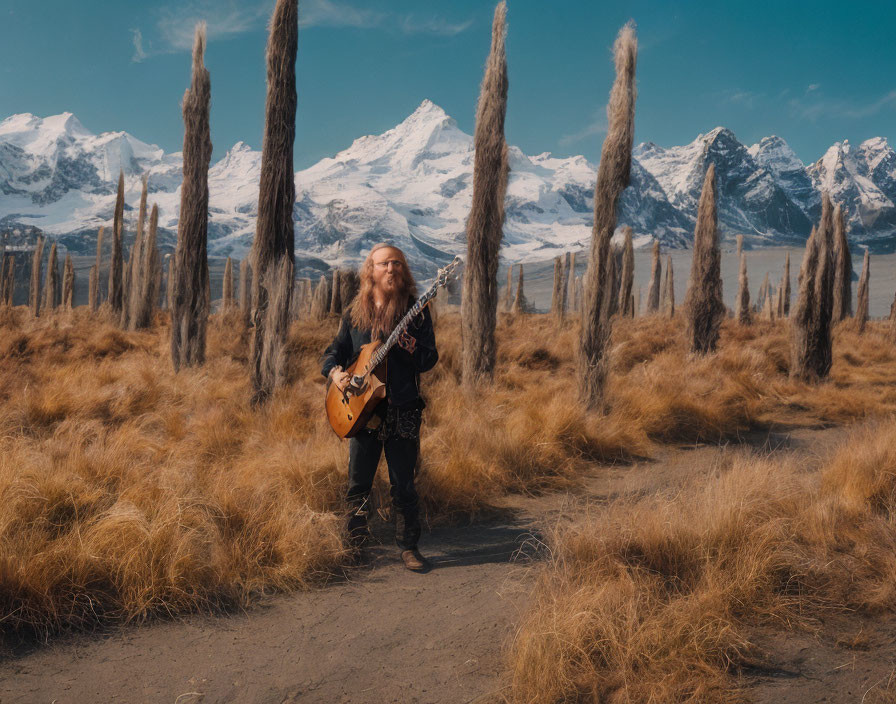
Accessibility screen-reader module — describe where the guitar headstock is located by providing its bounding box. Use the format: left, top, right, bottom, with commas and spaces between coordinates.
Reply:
436, 256, 463, 287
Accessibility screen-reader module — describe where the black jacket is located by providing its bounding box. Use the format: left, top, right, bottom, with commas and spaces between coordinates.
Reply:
321, 302, 438, 408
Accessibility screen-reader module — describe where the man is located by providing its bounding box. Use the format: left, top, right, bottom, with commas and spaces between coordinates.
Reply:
321, 243, 438, 572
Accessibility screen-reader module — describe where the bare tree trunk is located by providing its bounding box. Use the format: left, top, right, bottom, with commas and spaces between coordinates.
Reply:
511, 263, 527, 314
663, 255, 675, 318
736, 234, 743, 259
763, 287, 775, 321
239, 258, 251, 318
645, 239, 661, 313
684, 164, 724, 354
30, 236, 44, 317
567, 253, 578, 314
756, 272, 769, 313
736, 252, 751, 325
93, 226, 104, 309
791, 193, 835, 381
124, 174, 149, 329
329, 268, 342, 315
339, 268, 360, 310
166, 256, 175, 312
250, 0, 298, 404
550, 256, 563, 319
222, 256, 234, 310
310, 275, 329, 320
109, 172, 125, 315
88, 265, 98, 312
171, 24, 212, 371
504, 264, 513, 312
832, 205, 852, 322
578, 21, 637, 409
62, 253, 74, 309
854, 248, 869, 333
606, 246, 620, 317
461, 1, 509, 386
4, 255, 15, 306
781, 251, 791, 318
560, 251, 570, 316
136, 203, 160, 326
619, 227, 634, 317
43, 242, 58, 312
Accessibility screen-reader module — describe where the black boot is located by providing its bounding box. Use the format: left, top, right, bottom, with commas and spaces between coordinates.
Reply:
394, 507, 422, 552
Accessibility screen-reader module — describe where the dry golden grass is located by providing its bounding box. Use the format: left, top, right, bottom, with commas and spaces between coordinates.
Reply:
1, 305, 895, 639
505, 418, 896, 703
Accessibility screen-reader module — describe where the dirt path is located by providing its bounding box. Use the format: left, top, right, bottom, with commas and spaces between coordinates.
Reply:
2, 426, 894, 704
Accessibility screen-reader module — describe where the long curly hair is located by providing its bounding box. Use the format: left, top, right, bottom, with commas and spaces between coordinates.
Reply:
349, 243, 417, 340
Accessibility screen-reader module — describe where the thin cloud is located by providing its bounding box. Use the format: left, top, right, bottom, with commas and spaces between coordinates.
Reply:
157, 1, 265, 51
722, 89, 761, 109
559, 113, 608, 147
788, 88, 896, 122
131, 28, 148, 63
399, 15, 473, 37
806, 83, 820, 93
299, 0, 384, 29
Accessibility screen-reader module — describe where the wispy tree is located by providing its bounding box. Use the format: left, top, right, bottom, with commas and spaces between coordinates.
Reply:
645, 239, 661, 314
43, 241, 59, 311
854, 248, 869, 333
618, 227, 634, 317
62, 253, 74, 309
109, 172, 125, 315
683, 164, 724, 354
791, 193, 835, 381
578, 21, 637, 408
663, 254, 675, 318
832, 205, 852, 322
250, 0, 298, 403
511, 262, 528, 314
461, 1, 509, 386
736, 252, 751, 325
171, 24, 212, 370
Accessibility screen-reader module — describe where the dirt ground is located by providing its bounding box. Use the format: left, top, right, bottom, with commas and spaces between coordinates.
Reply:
1, 425, 894, 704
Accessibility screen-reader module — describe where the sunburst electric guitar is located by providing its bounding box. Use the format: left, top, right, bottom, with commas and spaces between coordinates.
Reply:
325, 256, 462, 438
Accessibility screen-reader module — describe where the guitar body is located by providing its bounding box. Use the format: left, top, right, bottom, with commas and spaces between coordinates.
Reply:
325, 341, 387, 438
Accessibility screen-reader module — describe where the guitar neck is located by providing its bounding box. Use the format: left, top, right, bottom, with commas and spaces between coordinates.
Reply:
366, 293, 432, 371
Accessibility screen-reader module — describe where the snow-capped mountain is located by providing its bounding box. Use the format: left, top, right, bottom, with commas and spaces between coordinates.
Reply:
2, 100, 896, 278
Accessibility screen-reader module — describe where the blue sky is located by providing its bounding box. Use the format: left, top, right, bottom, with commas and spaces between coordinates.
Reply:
2, 0, 894, 169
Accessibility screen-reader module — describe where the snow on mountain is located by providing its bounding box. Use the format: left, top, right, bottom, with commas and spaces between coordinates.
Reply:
3, 101, 896, 278
635, 127, 812, 246
806, 139, 896, 239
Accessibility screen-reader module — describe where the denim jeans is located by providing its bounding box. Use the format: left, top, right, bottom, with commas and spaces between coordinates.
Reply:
346, 402, 423, 550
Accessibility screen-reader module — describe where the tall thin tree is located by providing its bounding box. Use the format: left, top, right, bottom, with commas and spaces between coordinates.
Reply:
550, 256, 563, 319
511, 262, 527, 314
736, 252, 751, 325
250, 0, 298, 403
663, 255, 675, 318
832, 204, 852, 322
44, 241, 59, 312
645, 239, 661, 313
461, 1, 509, 386
125, 173, 149, 328
577, 21, 637, 408
171, 24, 212, 370
854, 248, 869, 333
780, 252, 791, 318
791, 193, 835, 381
93, 226, 104, 309
684, 163, 725, 354
109, 172, 125, 314
619, 227, 634, 317
62, 253, 74, 309
222, 256, 234, 309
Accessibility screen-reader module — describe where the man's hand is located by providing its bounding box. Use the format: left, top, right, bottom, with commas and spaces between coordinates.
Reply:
397, 330, 417, 354
329, 366, 350, 392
